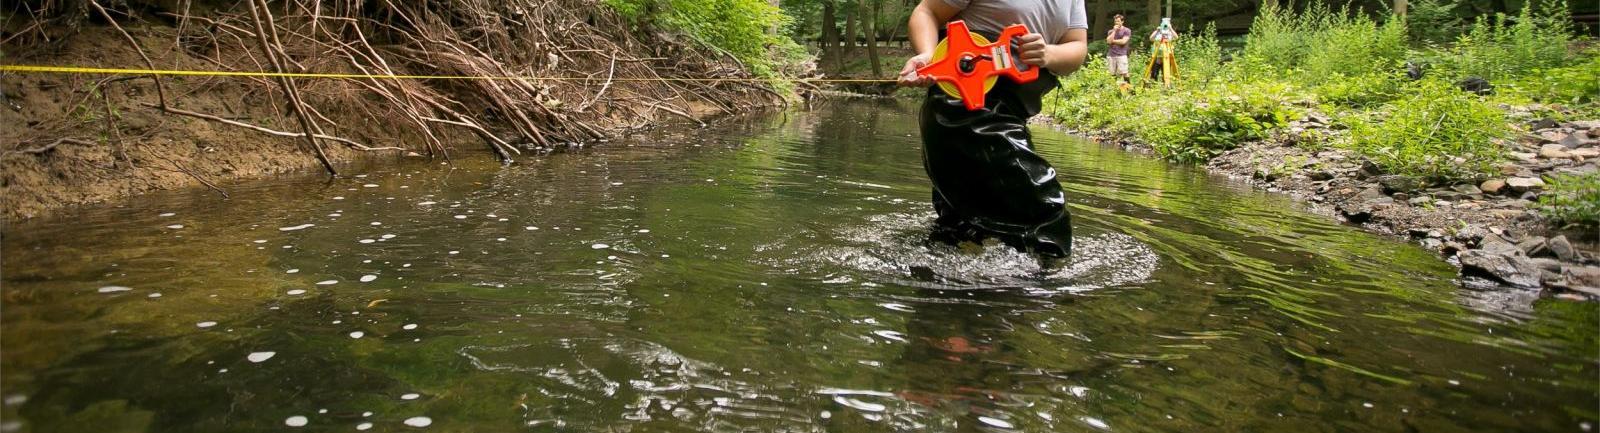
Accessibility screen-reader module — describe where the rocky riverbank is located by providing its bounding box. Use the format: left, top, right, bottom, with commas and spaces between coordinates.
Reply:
1044, 114, 1600, 301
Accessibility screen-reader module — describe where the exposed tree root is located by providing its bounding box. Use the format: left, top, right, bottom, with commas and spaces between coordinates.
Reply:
7, 0, 780, 175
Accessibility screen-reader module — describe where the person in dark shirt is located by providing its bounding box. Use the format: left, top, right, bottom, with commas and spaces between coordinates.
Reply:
1106, 14, 1132, 83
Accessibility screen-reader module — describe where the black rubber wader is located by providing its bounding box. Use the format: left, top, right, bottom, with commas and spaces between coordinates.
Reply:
919, 46, 1072, 258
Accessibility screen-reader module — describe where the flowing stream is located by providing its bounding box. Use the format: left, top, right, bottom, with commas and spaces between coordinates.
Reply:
2, 100, 1595, 432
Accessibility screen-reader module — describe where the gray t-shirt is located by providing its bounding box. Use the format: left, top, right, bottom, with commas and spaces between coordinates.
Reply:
941, 0, 1088, 43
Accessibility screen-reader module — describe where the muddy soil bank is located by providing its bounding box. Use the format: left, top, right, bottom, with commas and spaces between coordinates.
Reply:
2, 1, 779, 220
1039, 115, 1600, 300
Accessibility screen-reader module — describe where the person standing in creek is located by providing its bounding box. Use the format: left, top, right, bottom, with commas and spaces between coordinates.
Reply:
896, 0, 1088, 258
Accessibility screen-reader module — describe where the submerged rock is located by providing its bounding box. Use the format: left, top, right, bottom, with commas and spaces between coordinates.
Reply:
1459, 250, 1542, 288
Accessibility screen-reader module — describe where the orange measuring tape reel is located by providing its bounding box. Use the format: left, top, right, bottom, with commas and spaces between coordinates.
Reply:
916, 20, 1040, 111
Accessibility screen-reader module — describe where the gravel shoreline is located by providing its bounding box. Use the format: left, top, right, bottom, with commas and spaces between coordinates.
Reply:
1036, 115, 1599, 301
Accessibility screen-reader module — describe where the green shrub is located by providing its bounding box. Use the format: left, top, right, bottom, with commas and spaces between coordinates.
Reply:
1176, 24, 1224, 84
1406, 0, 1467, 44
604, 0, 807, 78
1539, 172, 1600, 227
1239, 4, 1319, 75
1140, 80, 1301, 161
1313, 72, 1406, 108
1438, 0, 1573, 84
1299, 13, 1408, 85
1502, 53, 1600, 106
1344, 80, 1507, 181
1043, 56, 1128, 131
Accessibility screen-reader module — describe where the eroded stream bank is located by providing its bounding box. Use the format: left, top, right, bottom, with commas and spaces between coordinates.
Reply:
2, 0, 779, 219
3, 100, 1596, 432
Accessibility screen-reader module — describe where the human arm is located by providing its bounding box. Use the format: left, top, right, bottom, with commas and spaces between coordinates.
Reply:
897, 0, 963, 87
1017, 28, 1088, 76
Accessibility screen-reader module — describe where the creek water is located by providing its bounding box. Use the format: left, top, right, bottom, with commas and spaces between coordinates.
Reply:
2, 100, 1595, 432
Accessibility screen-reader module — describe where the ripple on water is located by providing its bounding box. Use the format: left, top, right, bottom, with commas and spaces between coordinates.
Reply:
791, 212, 1158, 292
458, 337, 813, 430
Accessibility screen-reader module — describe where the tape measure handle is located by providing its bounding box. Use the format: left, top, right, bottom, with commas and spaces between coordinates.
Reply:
997, 24, 1040, 84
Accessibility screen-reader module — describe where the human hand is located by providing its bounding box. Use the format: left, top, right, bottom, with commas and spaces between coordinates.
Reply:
898, 52, 935, 87
1017, 33, 1049, 68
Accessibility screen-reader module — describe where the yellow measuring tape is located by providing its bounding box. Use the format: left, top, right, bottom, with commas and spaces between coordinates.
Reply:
0, 64, 898, 83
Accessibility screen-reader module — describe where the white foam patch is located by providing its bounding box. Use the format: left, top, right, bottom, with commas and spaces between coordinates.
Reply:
287, 289, 307, 295
197, 321, 217, 328
978, 416, 1015, 429
591, 243, 609, 249
280, 224, 315, 231
247, 352, 276, 363
401, 393, 420, 400
285, 416, 308, 427
360, 275, 378, 282
357, 422, 373, 430
403, 324, 418, 330
403, 417, 432, 427
98, 286, 133, 293
165, 224, 184, 229
795, 212, 1157, 292
350, 331, 365, 339
317, 280, 338, 285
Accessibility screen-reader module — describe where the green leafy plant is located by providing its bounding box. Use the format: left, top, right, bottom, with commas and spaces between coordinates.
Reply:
1344, 80, 1507, 181
1502, 53, 1600, 106
1437, 0, 1573, 84
1539, 172, 1600, 227
604, 0, 808, 78
1313, 72, 1406, 108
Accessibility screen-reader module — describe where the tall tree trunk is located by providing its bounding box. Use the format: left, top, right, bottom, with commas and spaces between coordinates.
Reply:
1147, 0, 1160, 26
822, 1, 838, 65
1091, 0, 1109, 40
840, 0, 859, 71
768, 0, 782, 35
1393, 0, 1407, 18
867, 0, 882, 77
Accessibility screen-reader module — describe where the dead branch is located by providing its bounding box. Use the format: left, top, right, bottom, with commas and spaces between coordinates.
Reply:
2, 138, 96, 158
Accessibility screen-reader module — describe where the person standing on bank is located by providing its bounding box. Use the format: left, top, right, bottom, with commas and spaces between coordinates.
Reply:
896, 0, 1088, 258
1106, 14, 1132, 83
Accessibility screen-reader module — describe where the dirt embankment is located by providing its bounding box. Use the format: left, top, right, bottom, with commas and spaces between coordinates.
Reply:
1043, 114, 1600, 300
1, 0, 782, 220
